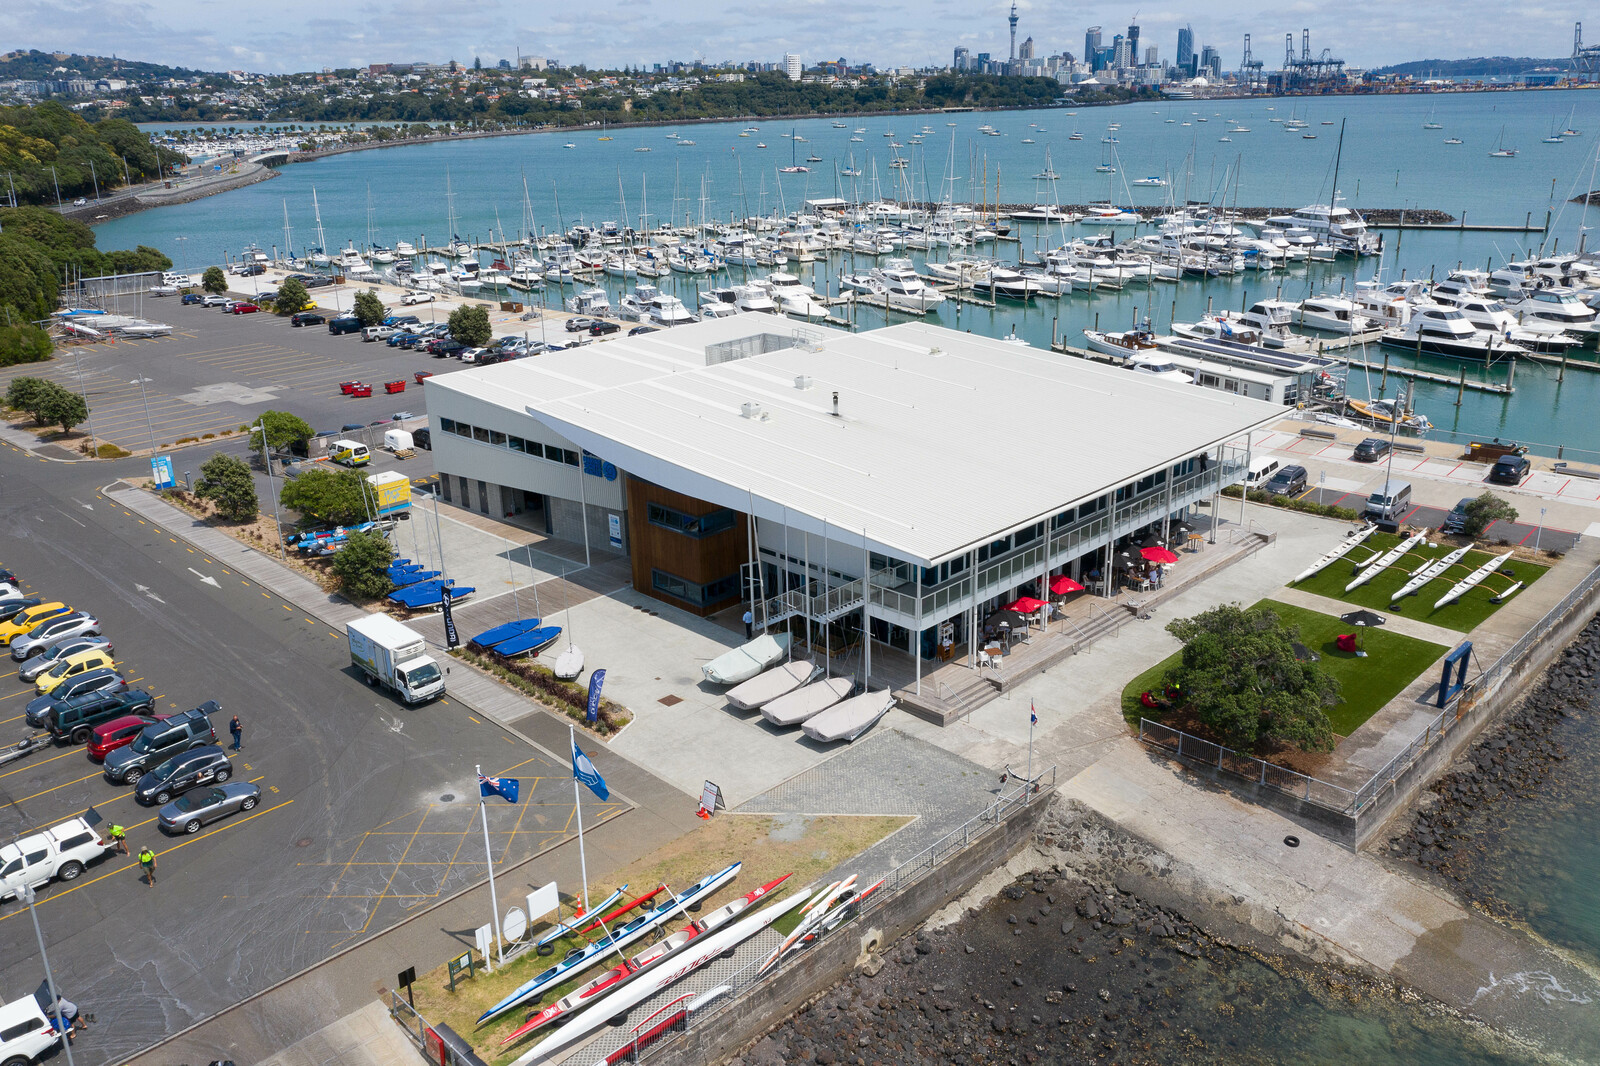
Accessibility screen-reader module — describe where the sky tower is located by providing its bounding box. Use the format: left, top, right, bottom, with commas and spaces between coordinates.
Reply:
1009, 2, 1019, 60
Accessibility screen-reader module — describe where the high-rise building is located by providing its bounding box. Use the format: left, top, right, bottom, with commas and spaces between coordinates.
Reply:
1127, 22, 1140, 66
1019, 36, 1035, 61
953, 46, 969, 71
1009, 2, 1019, 60
1176, 25, 1194, 72
785, 53, 802, 80
1199, 45, 1220, 79
1085, 27, 1102, 67
1112, 34, 1129, 70
1145, 46, 1158, 67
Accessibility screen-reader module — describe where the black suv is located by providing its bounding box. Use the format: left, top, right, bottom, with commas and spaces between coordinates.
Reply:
1262, 464, 1309, 497
135, 744, 233, 805
46, 688, 155, 745
291, 311, 326, 327
412, 427, 432, 450
103, 702, 219, 785
328, 315, 363, 335
1352, 438, 1392, 462
590, 321, 621, 336
1489, 454, 1531, 485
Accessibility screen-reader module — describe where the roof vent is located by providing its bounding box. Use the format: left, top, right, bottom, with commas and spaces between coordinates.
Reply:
794, 374, 813, 390
740, 401, 767, 420
831, 391, 840, 418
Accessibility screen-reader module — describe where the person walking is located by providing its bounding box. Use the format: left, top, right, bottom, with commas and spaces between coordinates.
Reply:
742, 609, 753, 640
228, 714, 243, 751
138, 846, 157, 886
108, 823, 127, 855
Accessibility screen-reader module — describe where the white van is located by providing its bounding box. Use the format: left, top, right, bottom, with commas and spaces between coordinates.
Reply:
1364, 480, 1413, 521
162, 271, 194, 287
1244, 455, 1281, 489
331, 440, 370, 467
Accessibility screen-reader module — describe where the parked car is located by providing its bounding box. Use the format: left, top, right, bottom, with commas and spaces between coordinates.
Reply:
565, 316, 598, 333
628, 325, 660, 336
430, 339, 465, 357
182, 293, 204, 305
590, 321, 621, 336
24, 670, 126, 726
35, 647, 115, 696
19, 636, 112, 683
457, 347, 487, 364
159, 782, 261, 834
88, 712, 168, 761
363, 325, 399, 342
200, 294, 229, 307
1441, 497, 1474, 534
401, 291, 435, 305
135, 744, 233, 805
103, 703, 219, 785
387, 331, 418, 348
412, 427, 432, 450
291, 311, 326, 327
12, 612, 101, 661
0, 995, 62, 1064
381, 314, 421, 328
1489, 454, 1532, 485
47, 688, 154, 745
1262, 464, 1309, 497
1352, 438, 1392, 463
240, 263, 265, 277
0, 598, 42, 624
0, 816, 110, 900
0, 602, 71, 646
71, 197, 88, 206
229, 302, 261, 314
327, 316, 363, 335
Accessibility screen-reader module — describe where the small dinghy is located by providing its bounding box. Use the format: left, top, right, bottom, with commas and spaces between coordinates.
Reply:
552, 644, 584, 681
727, 660, 820, 711
762, 677, 855, 727
387, 581, 474, 608
702, 633, 790, 685
467, 619, 543, 652
492, 625, 562, 657
802, 689, 896, 743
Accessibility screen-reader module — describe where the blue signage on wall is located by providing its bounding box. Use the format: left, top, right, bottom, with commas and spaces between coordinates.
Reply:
602, 461, 617, 481
583, 454, 603, 477
150, 455, 175, 489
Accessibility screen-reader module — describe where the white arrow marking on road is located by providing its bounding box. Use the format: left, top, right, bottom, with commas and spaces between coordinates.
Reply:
187, 568, 221, 588
134, 583, 167, 604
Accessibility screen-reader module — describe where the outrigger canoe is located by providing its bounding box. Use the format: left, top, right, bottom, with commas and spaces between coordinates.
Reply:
1434, 550, 1514, 609
1293, 525, 1376, 583
1391, 545, 1472, 601
1345, 530, 1427, 592
533, 885, 626, 949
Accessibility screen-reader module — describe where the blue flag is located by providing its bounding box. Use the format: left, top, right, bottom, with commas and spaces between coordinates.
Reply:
585, 669, 607, 724
479, 774, 519, 803
572, 741, 609, 801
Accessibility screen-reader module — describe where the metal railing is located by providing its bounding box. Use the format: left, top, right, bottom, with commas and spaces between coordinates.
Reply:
627, 766, 1058, 1063
386, 990, 484, 1066
1140, 719, 1361, 812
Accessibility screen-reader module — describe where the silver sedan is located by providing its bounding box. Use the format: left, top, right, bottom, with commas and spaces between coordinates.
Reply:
157, 782, 261, 834
19, 637, 113, 682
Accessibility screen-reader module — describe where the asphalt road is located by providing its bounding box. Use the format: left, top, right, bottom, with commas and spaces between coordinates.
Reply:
0, 449, 612, 1064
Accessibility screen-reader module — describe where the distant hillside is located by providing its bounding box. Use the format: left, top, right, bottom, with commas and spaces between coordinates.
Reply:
1374, 56, 1579, 77
0, 49, 208, 81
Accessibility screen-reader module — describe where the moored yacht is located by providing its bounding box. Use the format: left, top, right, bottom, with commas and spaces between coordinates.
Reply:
1379, 306, 1526, 361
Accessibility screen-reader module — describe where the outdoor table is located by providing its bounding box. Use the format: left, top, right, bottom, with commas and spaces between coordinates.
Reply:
1187, 533, 1205, 552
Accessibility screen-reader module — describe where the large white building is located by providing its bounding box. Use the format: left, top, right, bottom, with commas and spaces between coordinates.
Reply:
785, 53, 802, 81
424, 316, 1278, 686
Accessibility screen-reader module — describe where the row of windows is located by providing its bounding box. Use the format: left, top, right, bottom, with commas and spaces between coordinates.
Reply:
438, 417, 579, 468
651, 568, 741, 607
647, 502, 737, 539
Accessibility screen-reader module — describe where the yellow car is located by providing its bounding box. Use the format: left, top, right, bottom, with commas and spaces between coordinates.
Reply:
0, 602, 71, 646
35, 648, 115, 695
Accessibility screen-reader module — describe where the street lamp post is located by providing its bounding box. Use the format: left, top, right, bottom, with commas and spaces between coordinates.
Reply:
20, 885, 77, 1066
131, 377, 158, 454
250, 422, 288, 560
72, 347, 97, 457
1536, 507, 1546, 553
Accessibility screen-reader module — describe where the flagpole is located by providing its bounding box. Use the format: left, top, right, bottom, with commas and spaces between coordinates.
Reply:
571, 724, 591, 912
1026, 705, 1035, 791
477, 764, 505, 964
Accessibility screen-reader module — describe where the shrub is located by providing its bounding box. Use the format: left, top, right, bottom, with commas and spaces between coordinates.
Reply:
96, 442, 131, 458
330, 530, 394, 599
194, 452, 258, 521
451, 647, 627, 734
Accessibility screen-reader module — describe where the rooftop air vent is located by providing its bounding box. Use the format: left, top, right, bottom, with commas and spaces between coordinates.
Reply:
795, 375, 813, 390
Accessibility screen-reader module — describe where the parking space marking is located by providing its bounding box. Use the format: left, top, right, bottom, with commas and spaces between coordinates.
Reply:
11, 769, 110, 806
0, 746, 80, 780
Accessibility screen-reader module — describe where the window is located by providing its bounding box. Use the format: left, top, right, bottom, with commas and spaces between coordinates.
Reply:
0, 859, 18, 877
488, 430, 507, 447
508, 436, 527, 453
59, 832, 93, 849
24, 849, 47, 866
648, 502, 736, 538
1, 1020, 35, 1041
527, 441, 544, 458
562, 449, 580, 467
439, 418, 456, 434
651, 569, 740, 607
452, 421, 472, 438
473, 426, 491, 444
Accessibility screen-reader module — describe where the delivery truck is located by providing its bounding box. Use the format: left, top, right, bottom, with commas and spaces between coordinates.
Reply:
347, 615, 445, 704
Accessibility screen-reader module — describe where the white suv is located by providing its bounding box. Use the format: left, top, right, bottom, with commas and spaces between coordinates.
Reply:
0, 996, 61, 1065
0, 818, 111, 902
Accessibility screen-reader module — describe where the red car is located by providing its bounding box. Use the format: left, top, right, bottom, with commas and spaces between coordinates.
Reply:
230, 302, 261, 314
87, 713, 168, 762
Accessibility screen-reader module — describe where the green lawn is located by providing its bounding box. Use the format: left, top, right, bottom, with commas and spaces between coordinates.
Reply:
1122, 599, 1449, 740
1289, 532, 1546, 633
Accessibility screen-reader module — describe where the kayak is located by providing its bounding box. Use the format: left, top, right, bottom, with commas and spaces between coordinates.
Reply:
500, 874, 792, 1048
475, 861, 742, 1026
572, 885, 665, 938
758, 876, 856, 976
534, 885, 626, 949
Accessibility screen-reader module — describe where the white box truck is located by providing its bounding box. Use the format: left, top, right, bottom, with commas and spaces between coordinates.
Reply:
347, 615, 445, 704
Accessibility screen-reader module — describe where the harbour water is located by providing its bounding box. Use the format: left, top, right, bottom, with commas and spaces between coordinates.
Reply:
101, 90, 1600, 461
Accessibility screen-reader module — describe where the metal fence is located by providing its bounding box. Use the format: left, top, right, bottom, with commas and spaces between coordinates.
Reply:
1139, 560, 1600, 820
387, 990, 486, 1066
624, 765, 1059, 1063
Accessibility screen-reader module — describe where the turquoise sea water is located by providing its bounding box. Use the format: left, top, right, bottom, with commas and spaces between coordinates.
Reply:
100, 89, 1600, 459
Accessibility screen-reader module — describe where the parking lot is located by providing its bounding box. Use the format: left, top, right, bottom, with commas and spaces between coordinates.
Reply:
0, 455, 624, 1064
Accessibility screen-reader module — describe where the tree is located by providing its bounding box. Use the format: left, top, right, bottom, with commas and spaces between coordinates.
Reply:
201, 265, 227, 293
5, 376, 50, 421
352, 288, 387, 327
194, 452, 258, 521
331, 529, 395, 599
247, 409, 315, 456
1162, 604, 1339, 753
38, 385, 87, 434
1462, 492, 1518, 540
0, 324, 52, 367
448, 303, 492, 346
280, 467, 370, 525
273, 276, 309, 315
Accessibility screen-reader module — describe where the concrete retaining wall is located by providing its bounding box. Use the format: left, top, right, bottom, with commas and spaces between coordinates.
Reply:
645, 797, 1051, 1066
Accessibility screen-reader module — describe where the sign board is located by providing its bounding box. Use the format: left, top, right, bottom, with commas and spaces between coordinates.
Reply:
503, 906, 528, 943
150, 454, 175, 489
474, 923, 495, 973
440, 595, 459, 649
608, 513, 622, 548
700, 780, 724, 814
585, 669, 607, 724
446, 951, 474, 991
424, 1027, 446, 1066
526, 881, 559, 922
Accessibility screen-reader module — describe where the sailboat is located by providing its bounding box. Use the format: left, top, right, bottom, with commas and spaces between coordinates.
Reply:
1561, 104, 1582, 137
1422, 104, 1442, 131
308, 188, 330, 266
1033, 147, 1060, 181
778, 129, 810, 173
1488, 126, 1517, 157
552, 567, 584, 681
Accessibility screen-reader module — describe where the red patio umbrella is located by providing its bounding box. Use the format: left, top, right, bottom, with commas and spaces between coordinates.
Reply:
1140, 546, 1180, 564
1004, 596, 1049, 614
1049, 575, 1085, 595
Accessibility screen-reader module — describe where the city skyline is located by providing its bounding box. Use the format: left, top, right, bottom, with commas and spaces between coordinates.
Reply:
1, 0, 1591, 74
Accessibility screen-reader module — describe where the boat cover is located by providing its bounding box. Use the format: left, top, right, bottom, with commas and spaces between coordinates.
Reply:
727, 660, 820, 711
552, 645, 585, 680
762, 676, 855, 727
701, 633, 791, 685
390, 569, 441, 587
493, 625, 561, 657
388, 582, 474, 608
468, 618, 543, 651
802, 689, 896, 743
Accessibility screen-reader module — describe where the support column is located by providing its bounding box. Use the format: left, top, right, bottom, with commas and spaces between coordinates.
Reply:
575, 461, 592, 568
1240, 431, 1253, 529
914, 565, 923, 696
1209, 445, 1222, 545
861, 532, 873, 689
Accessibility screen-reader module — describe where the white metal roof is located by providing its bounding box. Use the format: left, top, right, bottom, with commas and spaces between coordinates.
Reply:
430, 315, 1282, 565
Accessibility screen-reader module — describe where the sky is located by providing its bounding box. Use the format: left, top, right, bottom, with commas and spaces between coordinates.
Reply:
1, 0, 1589, 74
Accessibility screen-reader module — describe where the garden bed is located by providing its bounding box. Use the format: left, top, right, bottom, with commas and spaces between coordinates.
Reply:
449, 645, 632, 736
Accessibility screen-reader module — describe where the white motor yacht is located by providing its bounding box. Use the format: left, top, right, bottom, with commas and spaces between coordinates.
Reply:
734, 283, 778, 314
1128, 356, 1195, 383
763, 272, 830, 320
394, 240, 418, 257
871, 259, 945, 312
647, 293, 699, 326
617, 282, 661, 321
1293, 295, 1375, 335
565, 287, 611, 315
1379, 306, 1523, 361
976, 266, 1039, 300
1500, 285, 1599, 336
